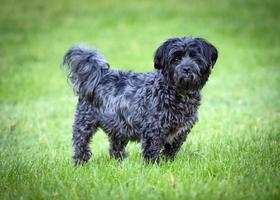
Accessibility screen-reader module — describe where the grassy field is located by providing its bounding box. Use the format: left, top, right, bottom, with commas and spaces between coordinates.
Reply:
0, 0, 279, 199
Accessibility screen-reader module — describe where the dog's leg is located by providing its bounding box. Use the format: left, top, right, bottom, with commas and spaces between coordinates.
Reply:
141, 130, 164, 164
72, 99, 98, 165
162, 132, 188, 160
109, 137, 129, 160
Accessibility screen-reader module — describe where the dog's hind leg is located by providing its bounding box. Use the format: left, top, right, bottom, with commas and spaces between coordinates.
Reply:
72, 99, 98, 165
109, 137, 129, 160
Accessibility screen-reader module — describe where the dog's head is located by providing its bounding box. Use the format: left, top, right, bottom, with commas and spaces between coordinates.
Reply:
154, 37, 218, 94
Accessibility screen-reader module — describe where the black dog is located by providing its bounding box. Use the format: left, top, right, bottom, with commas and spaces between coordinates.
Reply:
63, 37, 218, 164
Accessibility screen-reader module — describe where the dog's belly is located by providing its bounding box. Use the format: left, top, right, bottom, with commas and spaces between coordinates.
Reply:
96, 92, 144, 140
98, 110, 141, 141
100, 122, 141, 141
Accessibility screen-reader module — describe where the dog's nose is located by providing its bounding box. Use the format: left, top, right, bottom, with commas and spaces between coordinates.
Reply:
182, 67, 191, 74
181, 67, 195, 80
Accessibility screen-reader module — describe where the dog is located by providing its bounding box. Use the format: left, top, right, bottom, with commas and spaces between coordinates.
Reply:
63, 37, 218, 164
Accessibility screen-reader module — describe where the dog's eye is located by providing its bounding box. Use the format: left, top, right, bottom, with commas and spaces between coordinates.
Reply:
189, 50, 196, 58
174, 57, 180, 62
173, 54, 183, 63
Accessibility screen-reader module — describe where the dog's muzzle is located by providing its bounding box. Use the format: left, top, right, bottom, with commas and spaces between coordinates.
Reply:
176, 60, 199, 81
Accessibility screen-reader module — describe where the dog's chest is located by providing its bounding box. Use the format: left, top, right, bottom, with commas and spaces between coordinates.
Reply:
165, 103, 199, 143
166, 125, 190, 143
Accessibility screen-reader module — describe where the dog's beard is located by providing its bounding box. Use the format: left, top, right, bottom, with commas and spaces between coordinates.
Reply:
176, 80, 200, 96
173, 69, 202, 95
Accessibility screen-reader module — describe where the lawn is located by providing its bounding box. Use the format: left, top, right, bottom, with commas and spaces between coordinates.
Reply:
0, 0, 279, 199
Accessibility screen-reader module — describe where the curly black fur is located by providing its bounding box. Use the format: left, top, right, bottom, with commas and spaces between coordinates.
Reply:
63, 37, 218, 164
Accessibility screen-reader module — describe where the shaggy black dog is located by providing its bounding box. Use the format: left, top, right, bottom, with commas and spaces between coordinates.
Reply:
63, 37, 218, 164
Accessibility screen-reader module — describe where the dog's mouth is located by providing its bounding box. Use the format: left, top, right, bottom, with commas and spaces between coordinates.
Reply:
181, 73, 197, 82
174, 75, 202, 97
177, 72, 198, 86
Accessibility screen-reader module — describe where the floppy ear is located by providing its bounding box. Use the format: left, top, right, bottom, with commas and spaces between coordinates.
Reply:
208, 42, 218, 66
154, 44, 165, 70
196, 38, 218, 67
154, 38, 179, 70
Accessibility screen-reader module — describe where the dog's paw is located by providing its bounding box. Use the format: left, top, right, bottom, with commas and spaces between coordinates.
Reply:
73, 150, 92, 166
161, 150, 177, 161
143, 155, 160, 164
109, 149, 128, 161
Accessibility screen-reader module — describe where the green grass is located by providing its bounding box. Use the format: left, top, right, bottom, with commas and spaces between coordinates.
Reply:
0, 0, 279, 199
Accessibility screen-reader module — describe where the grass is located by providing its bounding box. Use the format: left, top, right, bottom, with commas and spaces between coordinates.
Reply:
0, 0, 279, 199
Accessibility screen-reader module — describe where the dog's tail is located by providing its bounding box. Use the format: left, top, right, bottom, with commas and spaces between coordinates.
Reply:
63, 45, 110, 102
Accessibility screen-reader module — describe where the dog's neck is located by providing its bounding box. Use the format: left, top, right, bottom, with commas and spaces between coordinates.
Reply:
155, 69, 175, 86
175, 90, 200, 102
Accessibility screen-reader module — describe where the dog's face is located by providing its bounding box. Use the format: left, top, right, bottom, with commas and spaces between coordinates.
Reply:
154, 37, 218, 93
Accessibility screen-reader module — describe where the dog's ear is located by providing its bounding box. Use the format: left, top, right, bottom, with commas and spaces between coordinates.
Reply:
154, 38, 179, 70
195, 38, 218, 67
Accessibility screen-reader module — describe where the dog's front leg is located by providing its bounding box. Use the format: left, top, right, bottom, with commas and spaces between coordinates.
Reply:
109, 137, 129, 160
162, 131, 188, 160
141, 130, 164, 164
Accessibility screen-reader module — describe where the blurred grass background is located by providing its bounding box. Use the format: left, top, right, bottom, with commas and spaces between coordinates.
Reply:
0, 0, 279, 199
